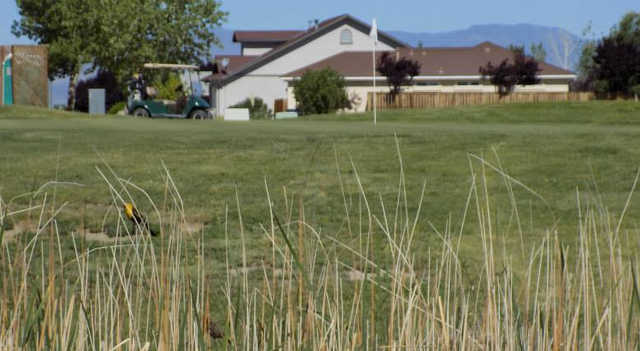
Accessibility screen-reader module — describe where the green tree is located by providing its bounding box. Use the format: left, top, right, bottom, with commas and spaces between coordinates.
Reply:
12, 0, 101, 108
13, 0, 227, 110
614, 11, 640, 46
530, 42, 547, 62
91, 0, 227, 82
583, 12, 640, 96
573, 22, 598, 91
293, 69, 351, 115
508, 44, 525, 55
575, 40, 597, 90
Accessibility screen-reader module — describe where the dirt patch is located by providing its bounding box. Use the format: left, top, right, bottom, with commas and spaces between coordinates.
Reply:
181, 221, 204, 235
77, 231, 122, 244
1, 220, 36, 242
345, 269, 377, 281
0, 220, 138, 245
228, 266, 284, 277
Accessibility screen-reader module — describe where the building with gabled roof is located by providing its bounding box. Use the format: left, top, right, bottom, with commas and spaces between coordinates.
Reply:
203, 15, 576, 116
203, 14, 405, 116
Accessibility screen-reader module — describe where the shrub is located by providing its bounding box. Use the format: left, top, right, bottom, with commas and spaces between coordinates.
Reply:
479, 48, 541, 97
74, 70, 125, 112
231, 97, 271, 120
632, 85, 640, 100
107, 101, 126, 115
293, 68, 350, 115
152, 73, 183, 100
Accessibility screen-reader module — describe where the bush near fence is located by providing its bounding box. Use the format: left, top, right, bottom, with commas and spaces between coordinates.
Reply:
367, 92, 594, 110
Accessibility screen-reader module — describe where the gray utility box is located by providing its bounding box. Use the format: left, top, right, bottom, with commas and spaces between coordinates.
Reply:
89, 89, 105, 115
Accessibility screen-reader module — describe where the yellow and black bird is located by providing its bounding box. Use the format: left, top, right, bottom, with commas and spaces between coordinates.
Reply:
123, 202, 157, 236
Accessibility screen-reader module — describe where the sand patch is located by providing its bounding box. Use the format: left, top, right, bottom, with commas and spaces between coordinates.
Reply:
227, 265, 284, 277
181, 221, 204, 235
345, 269, 378, 281
76, 231, 123, 244
1, 220, 37, 242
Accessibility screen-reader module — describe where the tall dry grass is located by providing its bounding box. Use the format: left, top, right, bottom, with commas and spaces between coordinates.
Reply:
1, 149, 640, 350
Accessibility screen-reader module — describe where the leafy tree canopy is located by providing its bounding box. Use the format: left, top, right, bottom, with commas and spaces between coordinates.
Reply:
376, 52, 421, 101
576, 12, 640, 95
479, 48, 541, 96
13, 0, 227, 108
592, 36, 640, 95
530, 42, 547, 63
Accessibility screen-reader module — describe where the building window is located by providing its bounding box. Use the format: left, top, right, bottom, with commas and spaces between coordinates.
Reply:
340, 29, 353, 45
417, 82, 440, 86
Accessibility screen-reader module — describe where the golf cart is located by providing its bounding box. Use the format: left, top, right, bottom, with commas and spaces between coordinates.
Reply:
127, 63, 211, 119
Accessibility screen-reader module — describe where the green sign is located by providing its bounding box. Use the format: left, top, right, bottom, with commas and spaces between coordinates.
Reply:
2, 54, 13, 106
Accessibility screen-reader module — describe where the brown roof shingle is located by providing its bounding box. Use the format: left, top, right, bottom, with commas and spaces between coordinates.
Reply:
201, 55, 260, 82
284, 42, 575, 78
233, 31, 304, 43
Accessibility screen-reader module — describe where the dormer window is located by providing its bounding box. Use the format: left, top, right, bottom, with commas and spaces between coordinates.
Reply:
340, 29, 353, 45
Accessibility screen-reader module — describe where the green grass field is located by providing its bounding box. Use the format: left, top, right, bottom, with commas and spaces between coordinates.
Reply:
2, 102, 640, 250
3, 101, 640, 349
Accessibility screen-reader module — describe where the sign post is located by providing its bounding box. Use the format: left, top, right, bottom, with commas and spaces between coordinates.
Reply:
2, 54, 13, 106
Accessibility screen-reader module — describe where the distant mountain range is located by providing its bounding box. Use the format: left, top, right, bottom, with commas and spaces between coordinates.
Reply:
211, 23, 583, 70
51, 24, 584, 106
389, 24, 582, 70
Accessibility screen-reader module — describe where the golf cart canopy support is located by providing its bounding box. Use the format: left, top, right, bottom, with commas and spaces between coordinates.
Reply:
143, 63, 200, 70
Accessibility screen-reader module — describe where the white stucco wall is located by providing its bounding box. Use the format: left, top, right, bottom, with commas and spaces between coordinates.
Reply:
243, 47, 272, 56
213, 75, 288, 116
252, 24, 394, 75
241, 42, 280, 56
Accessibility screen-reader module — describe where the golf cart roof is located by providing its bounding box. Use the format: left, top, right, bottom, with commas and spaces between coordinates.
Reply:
143, 63, 199, 70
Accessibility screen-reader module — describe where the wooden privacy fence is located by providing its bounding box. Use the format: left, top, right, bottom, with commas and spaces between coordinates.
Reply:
367, 92, 594, 110
274, 98, 288, 113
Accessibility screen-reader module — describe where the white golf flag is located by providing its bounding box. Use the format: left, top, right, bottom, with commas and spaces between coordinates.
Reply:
369, 18, 378, 44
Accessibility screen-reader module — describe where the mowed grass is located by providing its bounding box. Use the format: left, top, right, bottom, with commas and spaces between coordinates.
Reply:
2, 101, 640, 274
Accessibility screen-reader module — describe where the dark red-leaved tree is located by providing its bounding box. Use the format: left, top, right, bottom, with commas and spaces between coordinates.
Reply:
592, 36, 640, 95
377, 52, 421, 101
479, 49, 540, 97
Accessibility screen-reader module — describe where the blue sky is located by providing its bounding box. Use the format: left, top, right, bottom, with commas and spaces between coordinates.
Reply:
221, 0, 635, 36
2, 0, 637, 46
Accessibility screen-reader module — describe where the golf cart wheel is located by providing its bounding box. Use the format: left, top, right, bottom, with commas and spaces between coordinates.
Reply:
189, 109, 209, 120
132, 107, 150, 118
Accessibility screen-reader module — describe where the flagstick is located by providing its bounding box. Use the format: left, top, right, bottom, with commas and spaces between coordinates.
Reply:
373, 44, 376, 126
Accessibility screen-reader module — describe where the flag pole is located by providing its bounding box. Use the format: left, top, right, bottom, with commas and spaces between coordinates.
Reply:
373, 43, 376, 126
370, 18, 378, 126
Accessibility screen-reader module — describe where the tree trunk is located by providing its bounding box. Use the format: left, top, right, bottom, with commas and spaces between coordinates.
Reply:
67, 67, 80, 110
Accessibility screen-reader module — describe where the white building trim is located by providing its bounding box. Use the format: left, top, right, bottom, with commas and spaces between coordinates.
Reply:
282, 74, 578, 82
